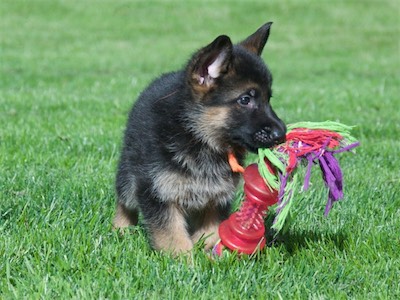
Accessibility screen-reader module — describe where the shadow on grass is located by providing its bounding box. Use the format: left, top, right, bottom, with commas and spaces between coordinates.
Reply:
264, 216, 348, 255
270, 230, 347, 255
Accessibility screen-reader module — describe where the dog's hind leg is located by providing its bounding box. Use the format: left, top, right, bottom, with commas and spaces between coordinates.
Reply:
114, 170, 139, 228
113, 202, 139, 228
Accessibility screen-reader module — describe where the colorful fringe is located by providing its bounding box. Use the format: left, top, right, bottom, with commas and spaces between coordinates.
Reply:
258, 121, 360, 232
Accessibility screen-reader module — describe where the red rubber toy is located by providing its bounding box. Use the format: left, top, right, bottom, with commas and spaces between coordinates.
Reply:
215, 161, 278, 255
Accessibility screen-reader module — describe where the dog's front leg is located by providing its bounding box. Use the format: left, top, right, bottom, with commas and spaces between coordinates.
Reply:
191, 203, 230, 250
147, 203, 193, 255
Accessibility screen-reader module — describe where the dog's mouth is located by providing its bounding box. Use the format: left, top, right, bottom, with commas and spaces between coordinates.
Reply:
231, 126, 286, 153
232, 138, 276, 154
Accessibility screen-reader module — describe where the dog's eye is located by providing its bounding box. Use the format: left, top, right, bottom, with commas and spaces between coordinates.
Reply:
238, 95, 252, 106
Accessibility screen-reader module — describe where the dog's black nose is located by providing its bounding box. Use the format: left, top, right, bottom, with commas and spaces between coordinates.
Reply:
270, 128, 286, 144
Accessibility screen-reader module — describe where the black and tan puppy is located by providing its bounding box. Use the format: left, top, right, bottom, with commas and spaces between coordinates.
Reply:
114, 23, 286, 254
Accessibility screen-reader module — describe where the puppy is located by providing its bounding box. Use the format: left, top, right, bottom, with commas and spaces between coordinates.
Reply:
114, 22, 286, 254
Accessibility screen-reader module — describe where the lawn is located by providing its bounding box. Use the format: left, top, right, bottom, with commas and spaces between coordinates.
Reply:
1, 0, 399, 299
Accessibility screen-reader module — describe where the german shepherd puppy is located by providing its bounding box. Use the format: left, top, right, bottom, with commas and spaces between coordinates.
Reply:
114, 23, 286, 254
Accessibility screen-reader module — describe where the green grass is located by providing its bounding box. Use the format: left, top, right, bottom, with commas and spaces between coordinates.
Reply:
1, 0, 399, 298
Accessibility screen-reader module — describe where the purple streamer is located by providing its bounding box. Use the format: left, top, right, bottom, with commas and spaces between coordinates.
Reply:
276, 173, 289, 215
325, 198, 333, 217
303, 154, 314, 191
333, 142, 360, 154
318, 152, 344, 216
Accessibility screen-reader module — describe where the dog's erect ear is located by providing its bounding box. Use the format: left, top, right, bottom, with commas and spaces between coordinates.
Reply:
239, 22, 272, 56
189, 35, 233, 88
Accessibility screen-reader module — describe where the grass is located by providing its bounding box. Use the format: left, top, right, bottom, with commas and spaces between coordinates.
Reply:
1, 0, 399, 299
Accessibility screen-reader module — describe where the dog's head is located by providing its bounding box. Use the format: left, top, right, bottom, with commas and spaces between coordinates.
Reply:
185, 22, 286, 153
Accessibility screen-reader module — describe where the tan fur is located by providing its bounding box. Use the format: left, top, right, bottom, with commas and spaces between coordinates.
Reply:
188, 107, 230, 152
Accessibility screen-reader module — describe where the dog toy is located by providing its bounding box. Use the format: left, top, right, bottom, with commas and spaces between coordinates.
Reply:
213, 121, 360, 256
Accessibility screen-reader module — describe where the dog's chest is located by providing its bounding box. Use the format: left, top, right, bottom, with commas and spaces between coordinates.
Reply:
150, 150, 238, 210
